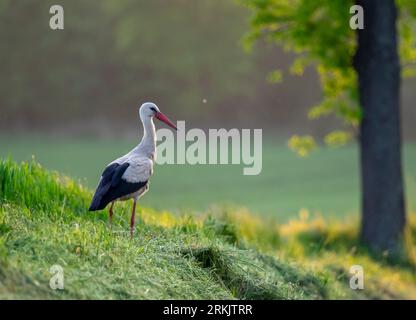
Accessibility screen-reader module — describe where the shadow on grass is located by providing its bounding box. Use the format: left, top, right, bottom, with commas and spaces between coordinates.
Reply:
182, 246, 329, 300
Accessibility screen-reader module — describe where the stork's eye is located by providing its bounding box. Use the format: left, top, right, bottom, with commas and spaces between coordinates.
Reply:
150, 107, 156, 112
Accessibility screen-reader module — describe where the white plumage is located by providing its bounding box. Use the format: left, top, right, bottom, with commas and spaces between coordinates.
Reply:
89, 102, 177, 237
119, 156, 153, 184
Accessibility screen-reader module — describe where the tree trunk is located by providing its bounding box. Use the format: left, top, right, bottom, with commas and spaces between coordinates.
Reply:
354, 0, 406, 255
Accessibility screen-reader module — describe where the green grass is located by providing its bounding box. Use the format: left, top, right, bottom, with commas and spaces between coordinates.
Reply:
1, 158, 416, 299
1, 135, 415, 220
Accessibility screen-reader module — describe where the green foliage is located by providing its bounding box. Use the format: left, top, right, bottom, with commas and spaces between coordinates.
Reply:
243, 0, 416, 146
324, 130, 353, 148
267, 70, 283, 83
1, 159, 416, 299
398, 0, 416, 78
288, 135, 316, 157
287, 130, 354, 153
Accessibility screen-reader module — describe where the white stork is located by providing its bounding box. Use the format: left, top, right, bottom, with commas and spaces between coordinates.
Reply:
89, 102, 177, 237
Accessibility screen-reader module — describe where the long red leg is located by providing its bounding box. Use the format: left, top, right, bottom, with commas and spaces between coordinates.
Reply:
130, 198, 137, 238
109, 201, 115, 225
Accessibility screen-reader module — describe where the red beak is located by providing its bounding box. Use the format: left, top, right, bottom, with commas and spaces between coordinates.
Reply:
155, 111, 177, 130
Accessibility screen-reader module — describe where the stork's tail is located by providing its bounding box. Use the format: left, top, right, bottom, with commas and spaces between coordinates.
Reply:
89, 194, 106, 211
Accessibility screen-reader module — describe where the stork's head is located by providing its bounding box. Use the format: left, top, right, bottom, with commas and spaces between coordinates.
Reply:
139, 102, 177, 130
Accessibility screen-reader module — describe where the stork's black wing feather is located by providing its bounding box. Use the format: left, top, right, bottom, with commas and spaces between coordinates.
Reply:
111, 162, 129, 186
89, 162, 136, 211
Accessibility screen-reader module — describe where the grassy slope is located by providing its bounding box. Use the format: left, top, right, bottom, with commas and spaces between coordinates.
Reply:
1, 158, 416, 299
2, 136, 416, 218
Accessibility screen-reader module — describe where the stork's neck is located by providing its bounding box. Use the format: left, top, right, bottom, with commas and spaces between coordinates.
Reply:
134, 116, 156, 159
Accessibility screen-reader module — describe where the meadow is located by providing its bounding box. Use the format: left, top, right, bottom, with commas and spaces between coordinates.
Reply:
1, 136, 415, 221
1, 158, 416, 299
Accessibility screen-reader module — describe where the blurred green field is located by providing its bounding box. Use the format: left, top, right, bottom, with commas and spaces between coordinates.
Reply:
1, 135, 415, 220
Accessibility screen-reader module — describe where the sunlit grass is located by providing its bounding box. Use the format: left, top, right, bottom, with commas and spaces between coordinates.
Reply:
1, 158, 416, 299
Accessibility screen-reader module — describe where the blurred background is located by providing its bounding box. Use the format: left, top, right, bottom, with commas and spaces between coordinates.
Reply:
1, 0, 415, 219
